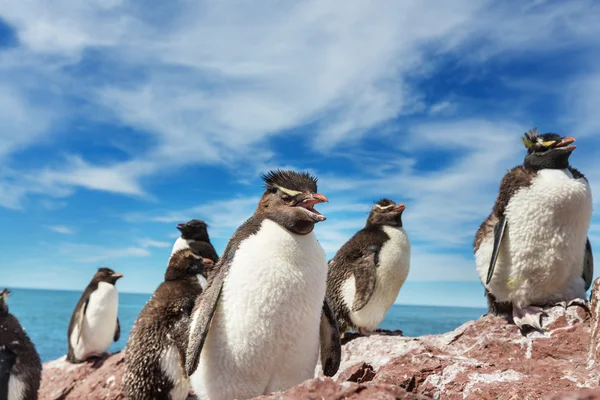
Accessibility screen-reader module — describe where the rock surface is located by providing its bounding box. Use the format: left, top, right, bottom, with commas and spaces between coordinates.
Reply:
39, 279, 600, 400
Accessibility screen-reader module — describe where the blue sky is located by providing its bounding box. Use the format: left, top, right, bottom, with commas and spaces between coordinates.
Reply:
1, 1, 600, 308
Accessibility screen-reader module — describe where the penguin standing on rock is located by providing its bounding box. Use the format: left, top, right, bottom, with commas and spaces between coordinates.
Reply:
124, 245, 214, 400
171, 219, 219, 263
67, 268, 123, 363
474, 129, 593, 332
326, 199, 410, 336
0, 289, 42, 400
185, 169, 341, 400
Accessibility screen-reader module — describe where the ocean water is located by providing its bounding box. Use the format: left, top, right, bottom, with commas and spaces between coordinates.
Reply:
4, 288, 487, 362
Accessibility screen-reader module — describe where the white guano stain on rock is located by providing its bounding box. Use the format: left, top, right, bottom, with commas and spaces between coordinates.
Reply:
463, 370, 524, 399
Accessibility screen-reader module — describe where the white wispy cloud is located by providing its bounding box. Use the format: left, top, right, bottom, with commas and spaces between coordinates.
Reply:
48, 225, 74, 235
58, 243, 150, 263
138, 238, 171, 249
1, 1, 599, 205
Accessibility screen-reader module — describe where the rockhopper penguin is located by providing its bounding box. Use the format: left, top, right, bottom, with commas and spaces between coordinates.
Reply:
474, 129, 593, 332
326, 199, 410, 335
171, 219, 219, 263
171, 219, 219, 290
124, 245, 214, 400
67, 268, 123, 363
0, 289, 42, 400
185, 169, 341, 400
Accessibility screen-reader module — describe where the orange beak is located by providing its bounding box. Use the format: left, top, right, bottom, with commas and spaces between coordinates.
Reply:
556, 136, 576, 148
395, 203, 406, 212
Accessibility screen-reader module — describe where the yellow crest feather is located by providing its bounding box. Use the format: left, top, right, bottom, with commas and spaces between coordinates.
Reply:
521, 137, 533, 148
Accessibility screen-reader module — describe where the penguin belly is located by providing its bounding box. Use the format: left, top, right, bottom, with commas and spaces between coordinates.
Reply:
190, 219, 327, 400
159, 344, 189, 400
343, 226, 411, 331
71, 282, 119, 360
476, 169, 592, 308
8, 375, 26, 400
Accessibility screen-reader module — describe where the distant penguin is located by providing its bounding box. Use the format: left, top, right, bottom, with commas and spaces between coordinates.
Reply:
0, 289, 42, 400
185, 169, 341, 400
124, 246, 214, 400
170, 220, 218, 291
171, 219, 219, 263
327, 199, 410, 336
67, 268, 123, 363
474, 129, 593, 331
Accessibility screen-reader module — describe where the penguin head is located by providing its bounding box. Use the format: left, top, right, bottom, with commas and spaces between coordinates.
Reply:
522, 128, 576, 170
0, 288, 9, 315
165, 248, 214, 281
366, 198, 406, 228
92, 267, 124, 285
177, 219, 210, 242
259, 169, 328, 235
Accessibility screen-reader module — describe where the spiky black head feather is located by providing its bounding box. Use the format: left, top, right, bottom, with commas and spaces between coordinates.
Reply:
261, 169, 318, 193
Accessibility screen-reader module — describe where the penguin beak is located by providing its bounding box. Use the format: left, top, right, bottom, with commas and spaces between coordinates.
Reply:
202, 258, 214, 266
556, 136, 576, 149
296, 193, 328, 222
394, 203, 406, 212
111, 273, 124, 280
177, 223, 185, 231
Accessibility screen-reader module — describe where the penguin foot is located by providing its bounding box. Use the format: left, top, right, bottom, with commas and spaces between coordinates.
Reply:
512, 306, 546, 332
358, 327, 374, 336
566, 298, 591, 314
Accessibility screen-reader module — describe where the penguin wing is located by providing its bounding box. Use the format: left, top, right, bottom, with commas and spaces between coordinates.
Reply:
75, 297, 89, 346
351, 245, 379, 312
113, 317, 120, 342
583, 238, 594, 291
319, 297, 341, 377
0, 348, 16, 400
486, 214, 507, 285
483, 166, 535, 285
185, 265, 225, 376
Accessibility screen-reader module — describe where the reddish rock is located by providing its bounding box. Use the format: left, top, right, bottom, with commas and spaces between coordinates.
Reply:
254, 377, 429, 400
38, 279, 600, 400
336, 362, 376, 384
39, 352, 126, 400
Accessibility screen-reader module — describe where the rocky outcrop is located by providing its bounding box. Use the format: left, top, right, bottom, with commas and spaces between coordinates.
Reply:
39, 279, 600, 400
40, 352, 126, 400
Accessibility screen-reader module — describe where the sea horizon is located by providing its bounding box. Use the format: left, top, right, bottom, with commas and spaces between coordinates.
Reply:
2, 287, 487, 362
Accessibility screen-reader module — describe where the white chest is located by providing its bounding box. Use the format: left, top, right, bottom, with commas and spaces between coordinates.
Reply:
485, 169, 593, 305
220, 219, 326, 351
160, 344, 189, 400
191, 219, 327, 398
72, 282, 119, 358
8, 375, 26, 400
345, 226, 411, 330
170, 237, 191, 258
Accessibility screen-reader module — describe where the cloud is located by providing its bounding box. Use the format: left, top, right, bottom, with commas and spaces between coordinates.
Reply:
2, 1, 600, 206
48, 225, 74, 235
138, 238, 171, 249
58, 243, 150, 263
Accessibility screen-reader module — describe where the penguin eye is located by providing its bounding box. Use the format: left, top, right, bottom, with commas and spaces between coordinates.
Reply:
281, 195, 292, 204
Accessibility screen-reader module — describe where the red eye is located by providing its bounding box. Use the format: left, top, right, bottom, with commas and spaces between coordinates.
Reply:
282, 197, 292, 204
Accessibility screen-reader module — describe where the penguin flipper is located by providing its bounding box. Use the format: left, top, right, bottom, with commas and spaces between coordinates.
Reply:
486, 214, 507, 285
75, 298, 89, 346
0, 348, 16, 400
351, 248, 378, 312
113, 317, 120, 342
185, 267, 225, 376
583, 238, 594, 291
319, 297, 341, 377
